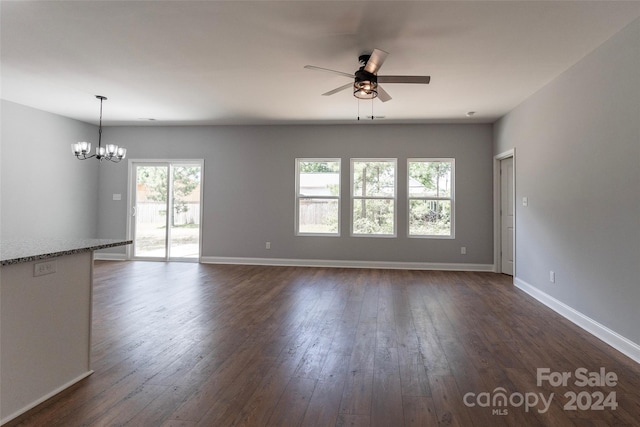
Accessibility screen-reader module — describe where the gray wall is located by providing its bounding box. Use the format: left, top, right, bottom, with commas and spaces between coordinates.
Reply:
494, 19, 640, 343
98, 124, 494, 264
1, 100, 99, 239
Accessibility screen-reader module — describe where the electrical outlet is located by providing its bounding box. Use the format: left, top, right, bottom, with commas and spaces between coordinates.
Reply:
266, 242, 271, 250
460, 246, 467, 255
549, 271, 555, 283
34, 260, 57, 277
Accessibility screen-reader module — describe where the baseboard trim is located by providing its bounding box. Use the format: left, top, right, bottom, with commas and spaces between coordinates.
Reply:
1, 370, 94, 426
200, 256, 494, 272
93, 253, 127, 261
514, 277, 640, 364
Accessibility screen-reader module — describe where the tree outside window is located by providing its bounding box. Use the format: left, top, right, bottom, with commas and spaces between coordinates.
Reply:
408, 159, 454, 237
351, 159, 396, 236
137, 165, 201, 227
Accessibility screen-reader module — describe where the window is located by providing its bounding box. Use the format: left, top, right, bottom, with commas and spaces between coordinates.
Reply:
408, 158, 454, 238
351, 159, 397, 236
295, 159, 340, 235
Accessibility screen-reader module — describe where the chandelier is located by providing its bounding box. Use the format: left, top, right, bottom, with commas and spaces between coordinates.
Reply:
72, 95, 126, 162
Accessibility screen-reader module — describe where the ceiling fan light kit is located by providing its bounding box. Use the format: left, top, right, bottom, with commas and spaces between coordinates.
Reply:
354, 69, 378, 99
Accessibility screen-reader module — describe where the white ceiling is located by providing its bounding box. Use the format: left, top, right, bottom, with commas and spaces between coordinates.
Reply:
2, 1, 639, 126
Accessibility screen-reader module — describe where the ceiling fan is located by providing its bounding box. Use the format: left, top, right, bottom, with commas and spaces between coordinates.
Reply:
304, 49, 430, 102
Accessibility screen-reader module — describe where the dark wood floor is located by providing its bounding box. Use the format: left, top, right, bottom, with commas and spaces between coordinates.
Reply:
9, 262, 640, 426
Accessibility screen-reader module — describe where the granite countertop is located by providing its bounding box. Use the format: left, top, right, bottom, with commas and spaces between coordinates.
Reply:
0, 238, 132, 266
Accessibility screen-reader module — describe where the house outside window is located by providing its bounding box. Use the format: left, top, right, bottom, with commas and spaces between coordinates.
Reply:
351, 159, 397, 237
408, 158, 454, 238
295, 159, 340, 235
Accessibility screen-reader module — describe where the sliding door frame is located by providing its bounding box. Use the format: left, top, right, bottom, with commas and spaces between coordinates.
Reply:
126, 159, 204, 262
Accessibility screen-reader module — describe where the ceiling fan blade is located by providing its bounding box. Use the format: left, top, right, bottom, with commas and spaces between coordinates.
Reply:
377, 86, 392, 102
322, 83, 353, 96
378, 75, 431, 84
304, 65, 354, 79
363, 49, 389, 74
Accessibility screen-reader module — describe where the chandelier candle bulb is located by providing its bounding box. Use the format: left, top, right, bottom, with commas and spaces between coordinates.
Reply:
71, 142, 91, 156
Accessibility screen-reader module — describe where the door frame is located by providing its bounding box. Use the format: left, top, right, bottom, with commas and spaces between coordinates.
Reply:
493, 149, 515, 277
126, 159, 204, 262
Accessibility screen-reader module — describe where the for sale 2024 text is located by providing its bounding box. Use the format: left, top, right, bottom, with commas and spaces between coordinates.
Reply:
537, 367, 618, 411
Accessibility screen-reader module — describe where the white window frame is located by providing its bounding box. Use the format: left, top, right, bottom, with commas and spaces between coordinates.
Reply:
350, 158, 397, 238
407, 158, 455, 239
295, 158, 341, 236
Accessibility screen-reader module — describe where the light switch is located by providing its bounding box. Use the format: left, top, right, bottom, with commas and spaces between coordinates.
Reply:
522, 197, 528, 207
112, 193, 122, 201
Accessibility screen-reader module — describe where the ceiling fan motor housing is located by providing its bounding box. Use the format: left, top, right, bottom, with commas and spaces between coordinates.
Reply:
358, 54, 371, 65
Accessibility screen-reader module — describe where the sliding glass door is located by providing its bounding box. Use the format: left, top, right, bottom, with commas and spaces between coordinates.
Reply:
131, 161, 203, 261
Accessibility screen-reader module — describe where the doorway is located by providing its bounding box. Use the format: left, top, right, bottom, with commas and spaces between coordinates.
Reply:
494, 150, 515, 276
129, 160, 203, 261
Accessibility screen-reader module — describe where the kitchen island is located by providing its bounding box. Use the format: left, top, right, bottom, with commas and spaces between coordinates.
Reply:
0, 238, 131, 425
